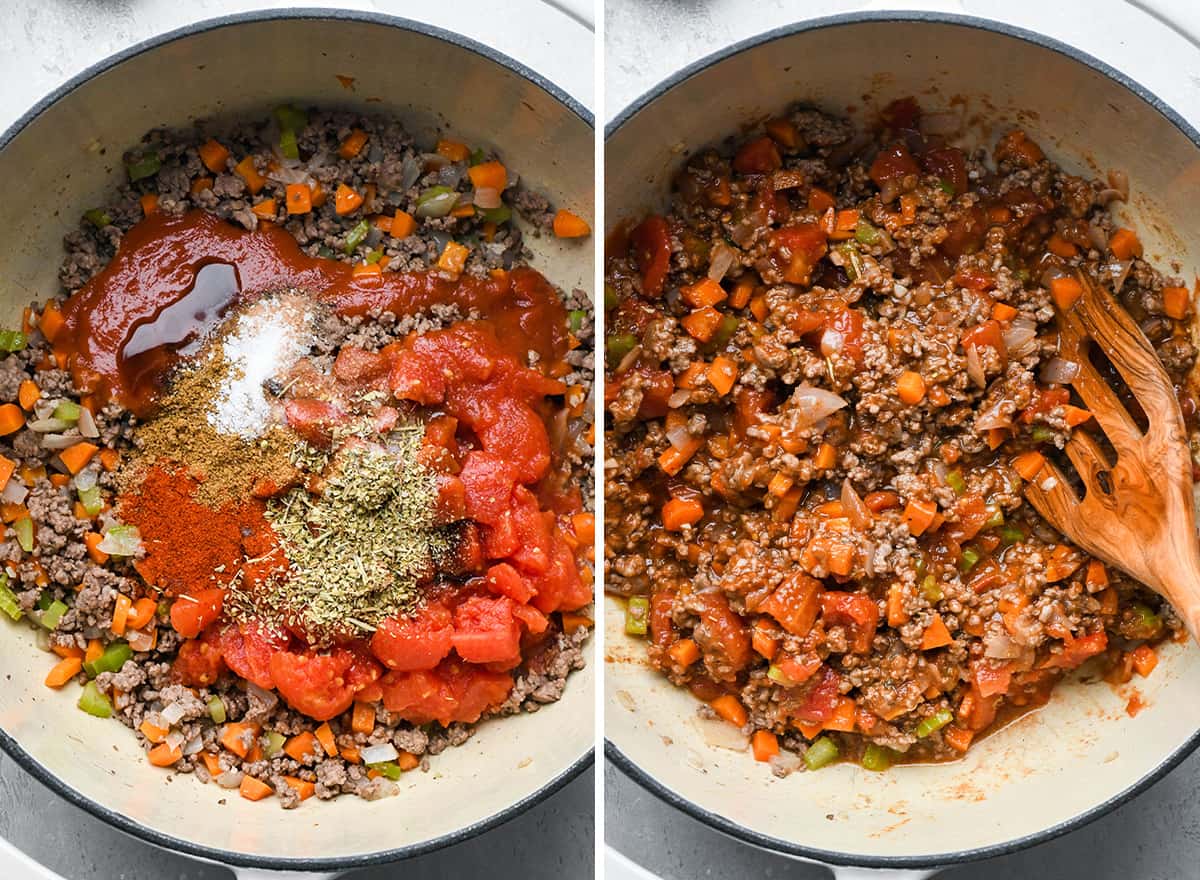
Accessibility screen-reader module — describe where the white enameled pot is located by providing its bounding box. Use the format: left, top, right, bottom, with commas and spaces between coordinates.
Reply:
605, 11, 1200, 876
0, 9, 594, 877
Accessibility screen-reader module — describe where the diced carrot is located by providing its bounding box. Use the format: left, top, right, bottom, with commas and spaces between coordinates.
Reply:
1063, 405, 1092, 427
887, 583, 910, 627
436, 139, 470, 162
148, 742, 183, 767
824, 697, 857, 732
139, 718, 169, 744
239, 776, 273, 801
39, 302, 65, 343
51, 643, 83, 659
752, 622, 778, 660
943, 724, 974, 753
123, 597, 155, 631
749, 295, 769, 322
233, 157, 266, 195
1085, 560, 1109, 590
352, 702, 376, 735
85, 532, 109, 564
285, 184, 313, 215
1108, 227, 1142, 260
681, 279, 727, 308
17, 380, 39, 411
681, 306, 723, 342
338, 128, 369, 160
1050, 276, 1083, 311
45, 655, 83, 688
662, 497, 704, 531
553, 209, 591, 238
482, 221, 498, 242
0, 404, 24, 436
897, 370, 926, 405
437, 241, 470, 277
85, 639, 103, 665
708, 357, 738, 396
986, 428, 1008, 450
921, 614, 953, 650
561, 612, 593, 634
0, 502, 27, 522
751, 729, 780, 762
991, 302, 1018, 322
201, 752, 222, 776
285, 731, 318, 762
902, 498, 938, 536
814, 442, 837, 471
251, 199, 277, 220
668, 638, 701, 668
767, 473, 794, 498
468, 160, 508, 191
99, 449, 120, 471
1012, 450, 1046, 481
1131, 644, 1158, 677
139, 193, 159, 216
571, 512, 595, 546
282, 776, 316, 801
397, 751, 420, 771
727, 277, 754, 310
198, 139, 230, 174
190, 176, 214, 194
807, 187, 836, 214
314, 722, 338, 759
392, 210, 416, 239
351, 263, 382, 278
0, 456, 13, 490
220, 722, 260, 759
710, 694, 748, 728
830, 209, 860, 240
59, 442, 98, 474
676, 362, 706, 389
1098, 588, 1119, 615
1046, 233, 1078, 259
1163, 286, 1190, 320
334, 183, 364, 215
309, 181, 327, 207
111, 593, 132, 636
658, 437, 702, 476
340, 747, 361, 764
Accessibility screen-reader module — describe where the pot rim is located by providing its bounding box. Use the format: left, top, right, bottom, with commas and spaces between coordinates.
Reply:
604, 8, 1200, 870
0, 5, 593, 872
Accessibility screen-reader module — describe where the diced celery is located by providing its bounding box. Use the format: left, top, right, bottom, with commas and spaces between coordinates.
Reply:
98, 524, 141, 557
854, 219, 880, 245
468, 148, 487, 166
84, 641, 131, 677
803, 736, 839, 770
984, 507, 1005, 529
52, 401, 81, 422
480, 204, 511, 225
415, 186, 459, 219
606, 333, 637, 366
279, 127, 300, 160
767, 664, 794, 686
604, 284, 618, 311
568, 310, 587, 332
342, 219, 371, 255
208, 696, 227, 724
1001, 525, 1026, 545
78, 681, 112, 718
365, 248, 384, 264
945, 470, 966, 495
959, 547, 981, 573
126, 154, 161, 182
710, 315, 740, 349
921, 575, 942, 602
84, 209, 112, 228
272, 104, 309, 132
37, 599, 68, 630
263, 731, 287, 757
13, 517, 33, 553
0, 574, 22, 621
915, 708, 954, 738
0, 330, 27, 353
368, 761, 403, 780
1031, 425, 1054, 442
861, 743, 893, 772
625, 596, 650, 636
937, 179, 956, 196
78, 485, 103, 516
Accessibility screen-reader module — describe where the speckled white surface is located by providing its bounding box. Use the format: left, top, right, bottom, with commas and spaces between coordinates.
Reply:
604, 1, 1200, 878
0, 1, 594, 878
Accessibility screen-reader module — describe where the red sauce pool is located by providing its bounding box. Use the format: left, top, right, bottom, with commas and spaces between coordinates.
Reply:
56, 210, 570, 415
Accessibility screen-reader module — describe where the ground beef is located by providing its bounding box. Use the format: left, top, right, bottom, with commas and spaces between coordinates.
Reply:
605, 100, 1188, 770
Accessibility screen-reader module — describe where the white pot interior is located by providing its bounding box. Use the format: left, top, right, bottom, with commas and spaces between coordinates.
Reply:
605, 15, 1200, 864
0, 14, 593, 865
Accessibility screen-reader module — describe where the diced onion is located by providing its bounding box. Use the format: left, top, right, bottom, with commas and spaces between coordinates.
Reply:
161, 702, 188, 725
1002, 317, 1039, 358
789, 384, 847, 429
41, 433, 82, 450
984, 631, 1023, 659
246, 681, 278, 711
819, 328, 844, 358
1087, 223, 1109, 251
362, 742, 399, 764
1104, 260, 1132, 292
183, 735, 205, 756
841, 478, 871, 530
28, 418, 71, 433
965, 343, 986, 388
266, 166, 311, 186
667, 389, 691, 409
975, 400, 1013, 431
398, 155, 422, 190
708, 243, 736, 282
768, 749, 805, 776
98, 525, 143, 557
1, 481, 27, 504
73, 469, 98, 492
1040, 357, 1080, 385
127, 628, 155, 652
1107, 169, 1130, 202
217, 770, 244, 789
362, 779, 399, 800
694, 716, 749, 751
165, 730, 186, 750
472, 187, 502, 209
666, 425, 693, 451
1040, 265, 1068, 288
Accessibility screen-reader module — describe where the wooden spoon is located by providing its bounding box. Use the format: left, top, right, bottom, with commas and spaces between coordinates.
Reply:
1022, 271, 1200, 642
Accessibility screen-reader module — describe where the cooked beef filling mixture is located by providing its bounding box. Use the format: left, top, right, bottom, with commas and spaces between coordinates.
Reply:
0, 107, 594, 806
604, 98, 1193, 773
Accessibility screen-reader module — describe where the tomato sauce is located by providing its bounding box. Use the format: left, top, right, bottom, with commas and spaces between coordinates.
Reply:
56, 210, 571, 416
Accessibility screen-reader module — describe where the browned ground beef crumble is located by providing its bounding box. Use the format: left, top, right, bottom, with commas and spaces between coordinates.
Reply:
604, 100, 1192, 772
2, 108, 593, 805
